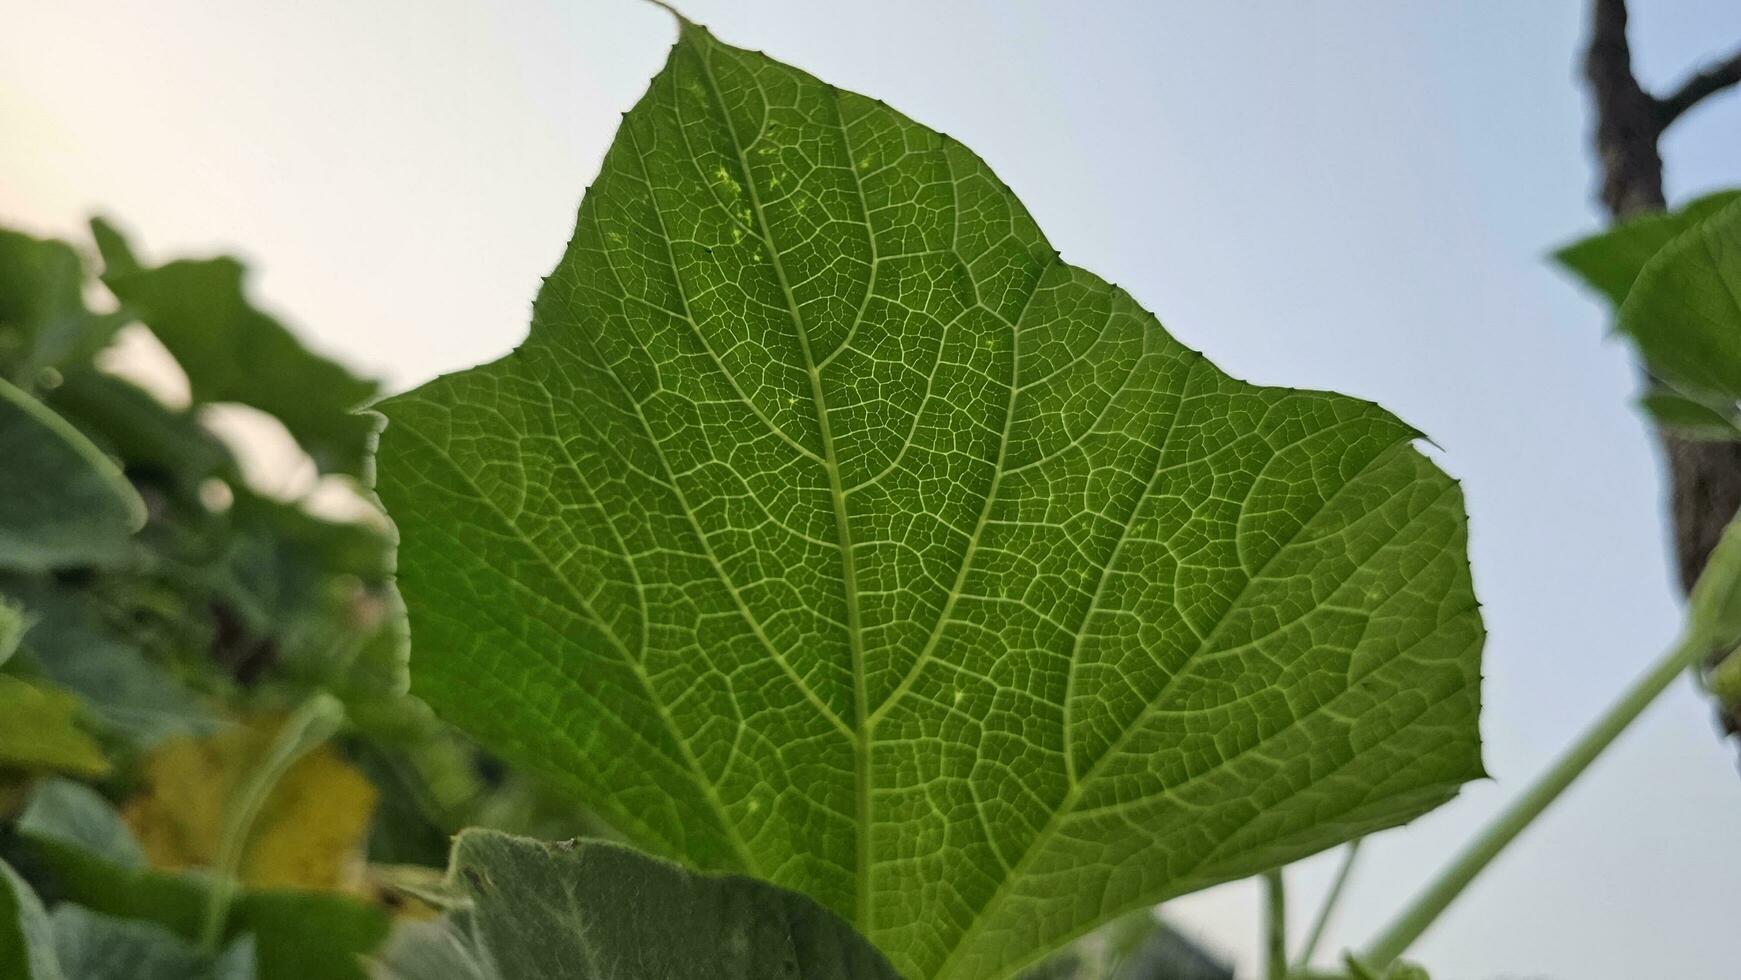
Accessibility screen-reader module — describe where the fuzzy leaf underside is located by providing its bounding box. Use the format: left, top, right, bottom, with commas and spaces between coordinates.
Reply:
400, 831, 901, 980
375, 24, 1484, 980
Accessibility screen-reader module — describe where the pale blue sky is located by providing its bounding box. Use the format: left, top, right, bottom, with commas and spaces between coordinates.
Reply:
4, 2, 1740, 977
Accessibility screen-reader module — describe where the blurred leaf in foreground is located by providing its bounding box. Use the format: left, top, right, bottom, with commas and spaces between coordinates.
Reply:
379, 830, 900, 980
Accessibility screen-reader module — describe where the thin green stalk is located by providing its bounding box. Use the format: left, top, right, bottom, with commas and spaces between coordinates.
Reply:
1263, 867, 1287, 980
198, 694, 345, 951
1293, 839, 1362, 971
1362, 629, 1708, 968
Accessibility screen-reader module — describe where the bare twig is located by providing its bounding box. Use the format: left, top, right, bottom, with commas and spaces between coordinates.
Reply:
1584, 0, 1665, 217
1658, 45, 1741, 128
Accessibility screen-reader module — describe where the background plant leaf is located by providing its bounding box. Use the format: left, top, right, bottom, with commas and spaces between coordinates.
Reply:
18, 779, 389, 980
0, 580, 215, 749
0, 859, 64, 980
0, 595, 26, 667
50, 906, 256, 980
89, 218, 379, 478
1616, 197, 1741, 401
19, 779, 148, 868
374, 23, 1484, 980
1638, 391, 1741, 440
0, 676, 110, 777
0, 229, 126, 384
0, 377, 145, 571
45, 365, 239, 512
1555, 189, 1741, 309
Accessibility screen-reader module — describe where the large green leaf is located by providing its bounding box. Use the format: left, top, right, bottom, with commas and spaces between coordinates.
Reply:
375, 24, 1483, 979
90, 219, 379, 478
0, 377, 145, 571
379, 831, 900, 980
1617, 196, 1741, 400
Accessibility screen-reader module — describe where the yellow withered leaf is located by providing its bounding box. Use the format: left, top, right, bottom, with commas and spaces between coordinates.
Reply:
123, 713, 376, 891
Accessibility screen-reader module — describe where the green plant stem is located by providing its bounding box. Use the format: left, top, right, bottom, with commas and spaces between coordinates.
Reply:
198, 693, 344, 952
1709, 645, 1741, 707
1362, 628, 1709, 968
1293, 839, 1362, 971
1263, 867, 1287, 980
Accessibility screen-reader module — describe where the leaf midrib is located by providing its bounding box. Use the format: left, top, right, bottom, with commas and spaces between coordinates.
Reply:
689, 36, 877, 931
597, 120, 854, 740
631, 33, 1468, 980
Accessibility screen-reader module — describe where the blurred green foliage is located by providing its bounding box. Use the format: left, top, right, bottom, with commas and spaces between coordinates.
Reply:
0, 217, 595, 979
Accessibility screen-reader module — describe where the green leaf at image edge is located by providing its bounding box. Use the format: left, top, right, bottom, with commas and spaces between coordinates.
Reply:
0, 376, 145, 572
379, 830, 901, 980
375, 23, 1484, 980
1638, 391, 1741, 441
1617, 197, 1741, 401
1555, 190, 1741, 309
